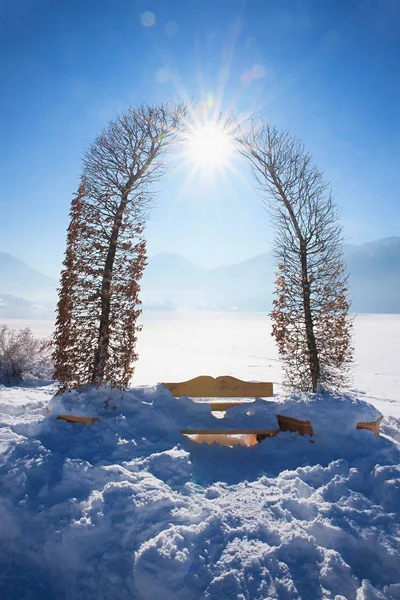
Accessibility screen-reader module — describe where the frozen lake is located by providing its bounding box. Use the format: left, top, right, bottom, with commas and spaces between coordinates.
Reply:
3, 311, 400, 416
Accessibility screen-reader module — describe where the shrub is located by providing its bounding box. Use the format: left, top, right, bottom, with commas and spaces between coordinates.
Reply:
0, 324, 53, 384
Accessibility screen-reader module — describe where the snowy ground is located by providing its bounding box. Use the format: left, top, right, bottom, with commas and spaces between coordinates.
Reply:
0, 312, 399, 599
6, 312, 400, 415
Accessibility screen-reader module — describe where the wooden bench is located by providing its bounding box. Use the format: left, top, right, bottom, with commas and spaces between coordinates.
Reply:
164, 375, 276, 446
53, 375, 383, 444
164, 376, 383, 446
163, 375, 273, 412
163, 375, 314, 445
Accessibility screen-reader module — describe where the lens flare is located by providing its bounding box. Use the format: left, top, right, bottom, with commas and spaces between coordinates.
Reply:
184, 121, 234, 170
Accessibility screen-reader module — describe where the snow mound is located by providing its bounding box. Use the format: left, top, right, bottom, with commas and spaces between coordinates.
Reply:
0, 384, 399, 600
223, 393, 381, 432
48, 384, 381, 431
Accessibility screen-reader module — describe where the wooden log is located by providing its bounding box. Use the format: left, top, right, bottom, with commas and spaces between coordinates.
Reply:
163, 376, 273, 399
277, 414, 314, 437
356, 415, 383, 436
57, 414, 101, 425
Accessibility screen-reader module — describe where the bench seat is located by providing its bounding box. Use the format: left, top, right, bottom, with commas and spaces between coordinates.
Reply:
181, 428, 280, 445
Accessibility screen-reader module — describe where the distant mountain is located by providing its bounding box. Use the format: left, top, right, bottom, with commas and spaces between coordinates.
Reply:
0, 237, 399, 317
0, 253, 57, 318
344, 237, 400, 313
143, 253, 207, 290
141, 252, 275, 310
141, 237, 400, 314
0, 253, 57, 302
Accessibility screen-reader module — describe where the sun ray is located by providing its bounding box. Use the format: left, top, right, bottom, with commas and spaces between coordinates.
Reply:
183, 119, 234, 170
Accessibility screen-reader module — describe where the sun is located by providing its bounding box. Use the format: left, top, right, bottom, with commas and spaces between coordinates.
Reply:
184, 120, 234, 171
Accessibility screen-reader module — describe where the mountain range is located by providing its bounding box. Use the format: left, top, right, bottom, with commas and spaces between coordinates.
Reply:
0, 237, 399, 317
0, 253, 58, 318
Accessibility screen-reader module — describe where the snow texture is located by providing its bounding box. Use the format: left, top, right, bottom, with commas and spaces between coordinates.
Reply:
0, 380, 399, 600
0, 312, 399, 599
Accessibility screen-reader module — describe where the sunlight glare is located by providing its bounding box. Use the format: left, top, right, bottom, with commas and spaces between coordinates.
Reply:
185, 121, 234, 170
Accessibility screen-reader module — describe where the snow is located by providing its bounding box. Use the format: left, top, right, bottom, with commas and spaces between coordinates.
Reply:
0, 312, 399, 599
4, 312, 400, 415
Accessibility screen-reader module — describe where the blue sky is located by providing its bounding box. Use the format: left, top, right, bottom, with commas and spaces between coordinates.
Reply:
0, 0, 399, 278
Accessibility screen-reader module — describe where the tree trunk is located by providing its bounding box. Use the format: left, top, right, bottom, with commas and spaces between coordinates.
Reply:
91, 192, 129, 384
269, 166, 320, 392
91, 147, 157, 385
300, 241, 320, 392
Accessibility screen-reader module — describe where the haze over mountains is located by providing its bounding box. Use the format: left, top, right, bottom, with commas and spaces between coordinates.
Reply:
141, 237, 400, 313
0, 237, 399, 318
0, 253, 57, 317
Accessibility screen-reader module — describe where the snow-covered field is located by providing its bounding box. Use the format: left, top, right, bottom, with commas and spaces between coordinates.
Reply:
6, 312, 400, 415
0, 312, 399, 599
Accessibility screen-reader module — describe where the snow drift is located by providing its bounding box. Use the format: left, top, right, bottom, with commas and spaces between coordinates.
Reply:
0, 384, 399, 599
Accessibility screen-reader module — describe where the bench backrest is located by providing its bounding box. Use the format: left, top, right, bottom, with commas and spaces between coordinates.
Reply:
162, 375, 273, 399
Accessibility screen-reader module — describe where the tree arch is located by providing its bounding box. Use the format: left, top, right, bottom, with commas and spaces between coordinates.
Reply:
54, 104, 352, 395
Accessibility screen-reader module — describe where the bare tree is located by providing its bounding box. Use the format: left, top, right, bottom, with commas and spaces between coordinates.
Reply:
54, 103, 185, 393
239, 123, 353, 392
